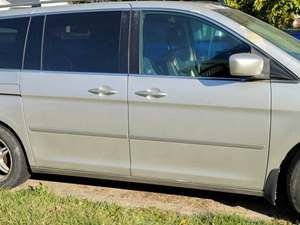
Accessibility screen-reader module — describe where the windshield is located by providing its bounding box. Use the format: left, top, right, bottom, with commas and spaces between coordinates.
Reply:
216, 8, 300, 61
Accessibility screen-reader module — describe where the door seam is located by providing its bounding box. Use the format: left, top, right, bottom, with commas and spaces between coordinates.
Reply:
127, 4, 133, 177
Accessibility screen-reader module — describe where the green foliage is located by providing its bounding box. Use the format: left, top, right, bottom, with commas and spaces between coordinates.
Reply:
224, 0, 300, 28
0, 186, 291, 225
224, 0, 254, 14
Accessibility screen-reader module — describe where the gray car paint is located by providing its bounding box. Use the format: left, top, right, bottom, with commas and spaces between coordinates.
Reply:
0, 1, 298, 200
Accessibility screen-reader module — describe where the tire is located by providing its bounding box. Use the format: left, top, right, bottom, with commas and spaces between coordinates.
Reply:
287, 151, 300, 215
0, 125, 30, 188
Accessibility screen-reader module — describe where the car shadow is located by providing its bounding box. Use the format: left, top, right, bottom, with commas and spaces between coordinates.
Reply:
31, 173, 299, 223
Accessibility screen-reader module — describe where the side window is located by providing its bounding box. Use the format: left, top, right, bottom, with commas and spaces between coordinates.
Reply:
140, 12, 250, 78
190, 19, 250, 78
24, 16, 44, 70
43, 11, 122, 73
0, 18, 29, 69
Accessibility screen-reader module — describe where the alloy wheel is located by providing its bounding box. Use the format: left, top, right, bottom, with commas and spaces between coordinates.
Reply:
0, 139, 12, 180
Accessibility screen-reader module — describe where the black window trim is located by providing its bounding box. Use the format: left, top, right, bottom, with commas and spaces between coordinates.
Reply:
131, 8, 298, 82
119, 10, 130, 75
129, 10, 139, 75
22, 15, 45, 71
41, 15, 46, 71
22, 16, 31, 70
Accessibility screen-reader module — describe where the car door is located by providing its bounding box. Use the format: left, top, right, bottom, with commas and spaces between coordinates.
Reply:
21, 8, 131, 176
128, 11, 271, 191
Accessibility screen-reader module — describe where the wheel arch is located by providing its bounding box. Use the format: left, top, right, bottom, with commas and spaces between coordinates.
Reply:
0, 119, 34, 171
277, 143, 300, 199
264, 143, 300, 205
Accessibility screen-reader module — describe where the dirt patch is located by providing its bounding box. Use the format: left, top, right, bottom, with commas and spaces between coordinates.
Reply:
16, 176, 293, 222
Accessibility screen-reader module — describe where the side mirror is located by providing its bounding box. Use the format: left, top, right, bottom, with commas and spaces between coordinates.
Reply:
229, 53, 264, 77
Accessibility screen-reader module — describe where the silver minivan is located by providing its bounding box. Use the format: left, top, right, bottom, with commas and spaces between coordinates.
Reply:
0, 0, 300, 214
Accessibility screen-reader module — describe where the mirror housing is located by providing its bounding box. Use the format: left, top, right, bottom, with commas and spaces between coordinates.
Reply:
229, 53, 264, 77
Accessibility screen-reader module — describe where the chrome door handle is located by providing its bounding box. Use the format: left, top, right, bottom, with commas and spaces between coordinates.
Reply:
135, 88, 167, 99
88, 86, 118, 96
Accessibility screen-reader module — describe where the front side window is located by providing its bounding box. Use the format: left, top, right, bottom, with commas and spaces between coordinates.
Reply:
43, 11, 122, 73
0, 18, 29, 69
140, 12, 250, 78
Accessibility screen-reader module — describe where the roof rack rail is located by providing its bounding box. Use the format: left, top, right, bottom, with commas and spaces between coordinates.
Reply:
0, 0, 99, 9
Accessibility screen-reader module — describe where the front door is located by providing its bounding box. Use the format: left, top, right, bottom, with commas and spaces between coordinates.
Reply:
129, 11, 271, 191
21, 9, 131, 176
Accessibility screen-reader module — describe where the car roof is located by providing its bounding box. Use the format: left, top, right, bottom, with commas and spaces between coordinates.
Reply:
129, 1, 224, 9
0, 1, 227, 18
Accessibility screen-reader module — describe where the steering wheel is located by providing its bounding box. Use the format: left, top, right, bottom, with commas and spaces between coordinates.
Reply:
161, 47, 198, 76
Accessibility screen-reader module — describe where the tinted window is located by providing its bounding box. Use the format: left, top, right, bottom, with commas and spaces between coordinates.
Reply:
140, 12, 250, 78
43, 11, 122, 73
0, 18, 29, 69
24, 16, 44, 70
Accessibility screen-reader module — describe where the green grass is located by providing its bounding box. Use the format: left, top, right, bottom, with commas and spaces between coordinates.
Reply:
0, 184, 293, 225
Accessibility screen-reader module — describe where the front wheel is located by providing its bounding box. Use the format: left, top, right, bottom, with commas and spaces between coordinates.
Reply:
287, 151, 300, 215
0, 125, 30, 188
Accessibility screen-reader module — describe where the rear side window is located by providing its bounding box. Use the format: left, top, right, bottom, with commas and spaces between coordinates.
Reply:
43, 11, 122, 73
0, 18, 29, 69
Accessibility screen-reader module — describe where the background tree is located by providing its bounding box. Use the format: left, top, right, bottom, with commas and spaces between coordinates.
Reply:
224, 0, 300, 28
